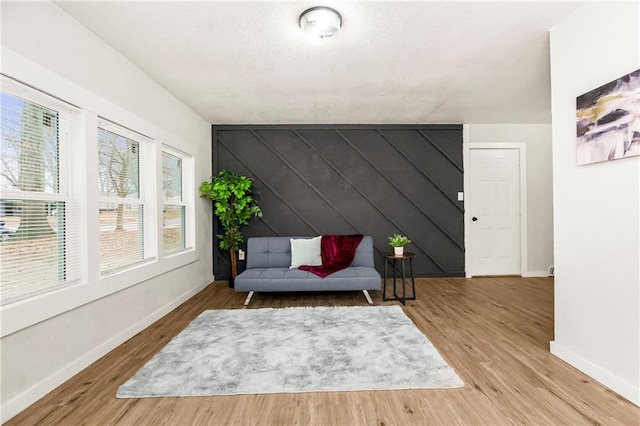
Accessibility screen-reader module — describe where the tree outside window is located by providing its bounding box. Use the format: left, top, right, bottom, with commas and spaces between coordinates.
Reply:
1, 93, 59, 237
98, 128, 139, 230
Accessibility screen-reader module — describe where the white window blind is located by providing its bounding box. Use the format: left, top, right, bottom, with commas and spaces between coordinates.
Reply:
98, 119, 156, 274
162, 146, 194, 254
0, 77, 81, 304
162, 151, 184, 253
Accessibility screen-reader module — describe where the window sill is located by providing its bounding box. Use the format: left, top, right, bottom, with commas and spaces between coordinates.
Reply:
0, 248, 199, 338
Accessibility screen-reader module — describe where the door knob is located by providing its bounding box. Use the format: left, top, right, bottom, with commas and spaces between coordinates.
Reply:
472, 217, 478, 221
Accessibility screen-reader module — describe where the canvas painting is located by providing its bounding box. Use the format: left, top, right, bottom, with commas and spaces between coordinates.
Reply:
576, 69, 640, 165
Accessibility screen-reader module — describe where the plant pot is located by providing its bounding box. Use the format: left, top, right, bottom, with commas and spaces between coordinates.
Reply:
394, 247, 404, 256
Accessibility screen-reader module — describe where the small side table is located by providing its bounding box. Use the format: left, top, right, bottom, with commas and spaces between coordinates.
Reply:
383, 252, 416, 305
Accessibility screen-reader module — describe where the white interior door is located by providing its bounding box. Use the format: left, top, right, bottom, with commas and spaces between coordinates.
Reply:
469, 149, 521, 275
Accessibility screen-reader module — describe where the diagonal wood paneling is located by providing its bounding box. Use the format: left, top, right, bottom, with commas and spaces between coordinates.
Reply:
212, 125, 464, 279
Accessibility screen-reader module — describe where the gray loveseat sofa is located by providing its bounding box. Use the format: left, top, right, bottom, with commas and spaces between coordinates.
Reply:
234, 236, 381, 306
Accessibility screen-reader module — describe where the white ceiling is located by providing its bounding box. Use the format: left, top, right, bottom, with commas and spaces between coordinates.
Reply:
56, 1, 582, 124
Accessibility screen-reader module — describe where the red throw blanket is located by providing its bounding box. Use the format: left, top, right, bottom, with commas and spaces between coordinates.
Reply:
299, 234, 364, 278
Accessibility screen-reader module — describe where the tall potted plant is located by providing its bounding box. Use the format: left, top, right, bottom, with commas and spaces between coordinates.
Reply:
200, 170, 263, 281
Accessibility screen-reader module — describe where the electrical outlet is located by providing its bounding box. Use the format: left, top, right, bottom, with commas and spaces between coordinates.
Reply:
238, 249, 245, 261
548, 266, 554, 276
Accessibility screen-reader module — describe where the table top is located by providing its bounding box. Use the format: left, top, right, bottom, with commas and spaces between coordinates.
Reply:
384, 252, 416, 259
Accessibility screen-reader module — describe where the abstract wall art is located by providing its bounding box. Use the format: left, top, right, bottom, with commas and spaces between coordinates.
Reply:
576, 69, 640, 165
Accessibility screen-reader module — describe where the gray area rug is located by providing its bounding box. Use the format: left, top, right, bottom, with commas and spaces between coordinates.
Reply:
117, 305, 463, 398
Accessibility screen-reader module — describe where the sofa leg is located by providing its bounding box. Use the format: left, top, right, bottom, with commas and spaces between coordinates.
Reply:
362, 290, 374, 305
243, 291, 255, 307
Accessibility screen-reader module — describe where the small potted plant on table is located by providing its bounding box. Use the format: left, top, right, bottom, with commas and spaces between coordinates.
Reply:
388, 234, 411, 256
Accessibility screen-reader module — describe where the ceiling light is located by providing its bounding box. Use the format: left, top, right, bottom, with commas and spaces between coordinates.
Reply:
299, 7, 342, 40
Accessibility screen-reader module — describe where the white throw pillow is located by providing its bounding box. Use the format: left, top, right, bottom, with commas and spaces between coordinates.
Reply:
289, 236, 322, 269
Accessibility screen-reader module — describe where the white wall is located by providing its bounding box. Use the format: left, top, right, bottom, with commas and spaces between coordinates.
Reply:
549, 2, 639, 406
466, 124, 554, 276
0, 2, 213, 421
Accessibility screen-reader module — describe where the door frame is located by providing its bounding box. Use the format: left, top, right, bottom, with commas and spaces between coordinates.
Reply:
463, 140, 528, 277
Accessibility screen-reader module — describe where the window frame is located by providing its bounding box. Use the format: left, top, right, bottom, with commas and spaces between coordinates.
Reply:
161, 145, 194, 256
0, 77, 83, 304
97, 118, 157, 275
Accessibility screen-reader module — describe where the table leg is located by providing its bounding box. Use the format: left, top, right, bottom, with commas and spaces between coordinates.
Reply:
393, 259, 398, 298
383, 258, 388, 301
401, 258, 407, 305
410, 257, 416, 300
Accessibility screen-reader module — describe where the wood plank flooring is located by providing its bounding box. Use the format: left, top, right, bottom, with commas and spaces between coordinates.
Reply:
8, 277, 640, 425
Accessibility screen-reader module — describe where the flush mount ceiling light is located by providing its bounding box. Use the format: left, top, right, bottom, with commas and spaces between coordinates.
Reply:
299, 6, 342, 40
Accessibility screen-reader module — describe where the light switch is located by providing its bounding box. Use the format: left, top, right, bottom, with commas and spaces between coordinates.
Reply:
457, 192, 464, 201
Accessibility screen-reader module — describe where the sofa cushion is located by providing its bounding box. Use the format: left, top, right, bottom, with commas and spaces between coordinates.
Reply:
234, 267, 381, 292
246, 237, 293, 269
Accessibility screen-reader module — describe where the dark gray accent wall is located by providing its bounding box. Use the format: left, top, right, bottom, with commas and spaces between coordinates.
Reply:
212, 125, 464, 279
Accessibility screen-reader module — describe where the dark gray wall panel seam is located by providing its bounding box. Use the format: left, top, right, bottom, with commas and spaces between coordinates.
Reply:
334, 129, 463, 251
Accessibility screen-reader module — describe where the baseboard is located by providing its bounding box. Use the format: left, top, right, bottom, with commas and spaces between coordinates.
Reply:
550, 341, 639, 406
1, 278, 213, 424
522, 270, 550, 277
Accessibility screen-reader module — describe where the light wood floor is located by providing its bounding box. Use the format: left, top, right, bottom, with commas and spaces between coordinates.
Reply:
9, 277, 640, 425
